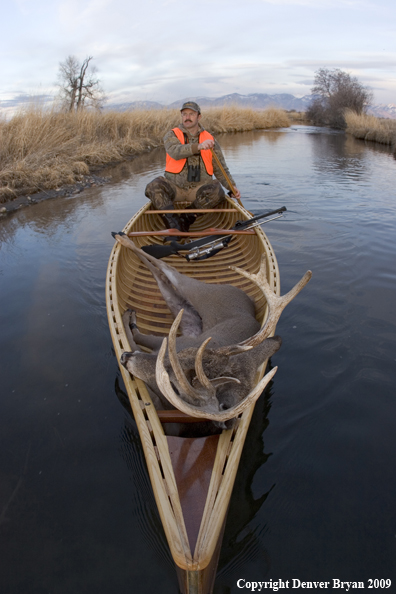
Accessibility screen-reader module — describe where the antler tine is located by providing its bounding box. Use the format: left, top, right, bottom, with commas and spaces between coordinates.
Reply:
230, 257, 312, 347
156, 339, 278, 421
194, 337, 216, 395
167, 309, 204, 402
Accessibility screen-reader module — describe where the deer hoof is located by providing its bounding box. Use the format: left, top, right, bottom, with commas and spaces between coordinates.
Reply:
122, 309, 137, 329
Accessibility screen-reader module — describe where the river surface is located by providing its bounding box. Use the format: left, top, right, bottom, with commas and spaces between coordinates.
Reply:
1, 126, 395, 593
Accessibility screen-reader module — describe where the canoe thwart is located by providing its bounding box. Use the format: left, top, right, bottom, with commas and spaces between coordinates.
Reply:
127, 228, 256, 237
144, 208, 239, 214
157, 410, 214, 424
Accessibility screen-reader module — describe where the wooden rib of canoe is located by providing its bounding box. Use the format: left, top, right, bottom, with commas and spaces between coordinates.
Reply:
105, 197, 280, 593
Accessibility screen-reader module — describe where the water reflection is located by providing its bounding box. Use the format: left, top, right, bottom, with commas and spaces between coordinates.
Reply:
309, 131, 371, 183
217, 379, 275, 586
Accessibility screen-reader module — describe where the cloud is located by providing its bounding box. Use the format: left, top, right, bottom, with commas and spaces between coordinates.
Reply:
258, 0, 376, 5
287, 57, 396, 70
0, 94, 53, 107
1, 0, 395, 108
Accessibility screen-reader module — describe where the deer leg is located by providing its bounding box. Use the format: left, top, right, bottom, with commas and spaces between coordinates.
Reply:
122, 309, 164, 352
132, 332, 164, 351
122, 309, 140, 352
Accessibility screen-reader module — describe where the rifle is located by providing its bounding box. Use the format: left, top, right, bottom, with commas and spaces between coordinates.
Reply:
140, 206, 286, 261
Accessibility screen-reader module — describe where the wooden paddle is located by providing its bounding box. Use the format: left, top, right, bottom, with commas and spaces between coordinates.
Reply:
210, 148, 244, 208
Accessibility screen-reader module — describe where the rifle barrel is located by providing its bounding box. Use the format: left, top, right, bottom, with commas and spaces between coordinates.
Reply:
235, 206, 286, 228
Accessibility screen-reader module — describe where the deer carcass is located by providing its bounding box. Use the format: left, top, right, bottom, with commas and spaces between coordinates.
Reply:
112, 232, 312, 427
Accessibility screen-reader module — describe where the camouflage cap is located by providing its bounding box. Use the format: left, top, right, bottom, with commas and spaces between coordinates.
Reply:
180, 101, 201, 113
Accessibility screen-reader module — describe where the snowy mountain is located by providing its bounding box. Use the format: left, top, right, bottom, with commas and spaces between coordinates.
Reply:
368, 104, 396, 119
107, 93, 313, 113
167, 93, 313, 111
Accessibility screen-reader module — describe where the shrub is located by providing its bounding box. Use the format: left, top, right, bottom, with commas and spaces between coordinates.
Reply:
307, 68, 373, 129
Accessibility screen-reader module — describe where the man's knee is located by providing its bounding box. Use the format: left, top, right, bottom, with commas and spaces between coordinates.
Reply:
193, 180, 225, 209
145, 176, 176, 209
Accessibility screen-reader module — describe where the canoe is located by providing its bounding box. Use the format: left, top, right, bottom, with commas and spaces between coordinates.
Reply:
105, 196, 280, 593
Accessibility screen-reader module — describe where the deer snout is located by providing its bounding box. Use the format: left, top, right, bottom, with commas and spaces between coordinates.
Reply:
120, 351, 134, 367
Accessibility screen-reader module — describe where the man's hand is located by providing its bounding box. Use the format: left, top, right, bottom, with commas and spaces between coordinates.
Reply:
198, 138, 215, 151
231, 188, 241, 201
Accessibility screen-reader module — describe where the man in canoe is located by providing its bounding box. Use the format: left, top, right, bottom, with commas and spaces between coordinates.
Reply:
145, 101, 241, 240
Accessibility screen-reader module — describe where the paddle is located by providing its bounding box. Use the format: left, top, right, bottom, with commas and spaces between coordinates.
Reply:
210, 148, 244, 207
138, 206, 286, 260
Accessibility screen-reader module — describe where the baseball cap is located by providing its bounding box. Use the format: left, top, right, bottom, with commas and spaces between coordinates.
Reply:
180, 101, 201, 113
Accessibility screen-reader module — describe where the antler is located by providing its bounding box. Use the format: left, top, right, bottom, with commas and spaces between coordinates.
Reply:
155, 309, 278, 421
228, 256, 312, 348
156, 332, 278, 422
166, 309, 205, 404
165, 309, 242, 405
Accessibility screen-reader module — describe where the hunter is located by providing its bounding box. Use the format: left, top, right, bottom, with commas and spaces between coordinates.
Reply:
145, 101, 241, 241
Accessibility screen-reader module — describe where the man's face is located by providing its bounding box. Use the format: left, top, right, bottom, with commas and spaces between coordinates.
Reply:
181, 108, 201, 130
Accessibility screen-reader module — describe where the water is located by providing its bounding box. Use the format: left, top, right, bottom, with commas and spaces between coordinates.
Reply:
1, 127, 395, 593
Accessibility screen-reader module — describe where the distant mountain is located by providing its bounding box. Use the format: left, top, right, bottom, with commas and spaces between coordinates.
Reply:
104, 100, 165, 111
107, 93, 313, 113
367, 104, 396, 119
167, 93, 313, 111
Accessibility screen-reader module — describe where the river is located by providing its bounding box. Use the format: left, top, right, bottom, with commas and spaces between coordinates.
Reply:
1, 126, 395, 593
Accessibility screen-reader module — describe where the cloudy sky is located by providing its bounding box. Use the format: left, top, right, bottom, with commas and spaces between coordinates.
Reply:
1, 0, 395, 111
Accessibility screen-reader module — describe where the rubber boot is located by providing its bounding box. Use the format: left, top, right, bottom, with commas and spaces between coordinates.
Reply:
162, 212, 183, 244
179, 212, 198, 231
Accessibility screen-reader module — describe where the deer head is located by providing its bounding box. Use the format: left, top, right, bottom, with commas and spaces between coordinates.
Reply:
152, 258, 311, 421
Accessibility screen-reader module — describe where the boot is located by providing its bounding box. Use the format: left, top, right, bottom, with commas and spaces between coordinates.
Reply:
179, 212, 197, 231
162, 211, 197, 244
162, 212, 183, 244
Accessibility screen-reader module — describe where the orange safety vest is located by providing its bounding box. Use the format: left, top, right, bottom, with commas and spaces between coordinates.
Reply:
165, 128, 214, 175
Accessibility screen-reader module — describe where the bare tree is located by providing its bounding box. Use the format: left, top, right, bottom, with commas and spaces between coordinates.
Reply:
307, 68, 373, 129
57, 56, 105, 112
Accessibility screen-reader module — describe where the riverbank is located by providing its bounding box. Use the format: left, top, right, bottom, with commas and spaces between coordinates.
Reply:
0, 105, 290, 213
0, 173, 110, 215
345, 110, 396, 150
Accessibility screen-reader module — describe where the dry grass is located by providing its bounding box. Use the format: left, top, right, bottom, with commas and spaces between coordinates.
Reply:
201, 105, 290, 133
345, 110, 396, 147
287, 111, 308, 123
0, 105, 290, 202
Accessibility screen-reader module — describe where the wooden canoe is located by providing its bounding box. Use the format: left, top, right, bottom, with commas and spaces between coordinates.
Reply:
105, 197, 280, 593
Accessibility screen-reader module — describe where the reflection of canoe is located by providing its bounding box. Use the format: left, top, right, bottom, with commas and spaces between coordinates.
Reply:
105, 197, 280, 593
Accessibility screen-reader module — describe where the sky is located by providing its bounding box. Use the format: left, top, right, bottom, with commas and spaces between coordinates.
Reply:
1, 0, 395, 113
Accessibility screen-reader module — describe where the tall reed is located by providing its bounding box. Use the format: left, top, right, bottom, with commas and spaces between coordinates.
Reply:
0, 105, 290, 202
345, 110, 396, 146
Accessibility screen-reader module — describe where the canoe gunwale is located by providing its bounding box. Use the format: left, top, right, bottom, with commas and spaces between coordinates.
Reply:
105, 197, 280, 581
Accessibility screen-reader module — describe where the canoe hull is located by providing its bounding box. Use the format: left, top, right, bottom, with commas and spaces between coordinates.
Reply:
106, 198, 280, 593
